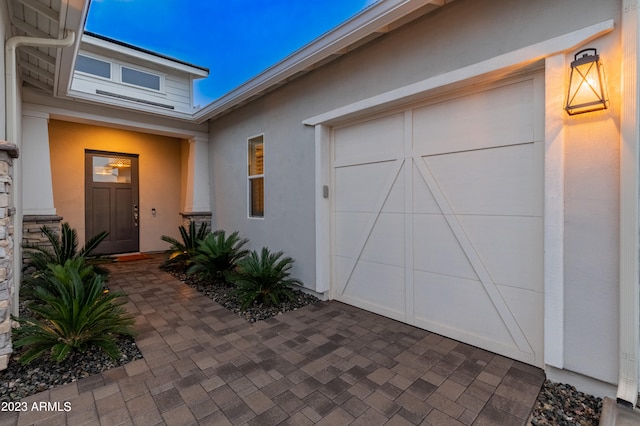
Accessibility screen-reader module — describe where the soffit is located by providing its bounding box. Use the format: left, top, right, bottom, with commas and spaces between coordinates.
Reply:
7, 0, 86, 94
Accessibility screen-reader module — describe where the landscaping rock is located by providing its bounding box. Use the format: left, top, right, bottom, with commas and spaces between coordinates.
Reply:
0, 336, 142, 402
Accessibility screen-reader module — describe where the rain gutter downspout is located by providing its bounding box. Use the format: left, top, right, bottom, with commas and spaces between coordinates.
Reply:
5, 30, 76, 316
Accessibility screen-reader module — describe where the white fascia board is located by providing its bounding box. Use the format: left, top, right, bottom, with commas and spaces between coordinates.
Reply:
65, 88, 199, 122
303, 19, 615, 126
194, 0, 447, 123
54, 0, 89, 97
24, 89, 208, 138
82, 34, 209, 77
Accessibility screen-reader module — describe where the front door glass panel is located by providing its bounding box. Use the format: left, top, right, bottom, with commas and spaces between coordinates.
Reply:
92, 156, 132, 183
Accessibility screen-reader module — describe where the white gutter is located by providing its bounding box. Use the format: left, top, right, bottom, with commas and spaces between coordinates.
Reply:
5, 30, 76, 316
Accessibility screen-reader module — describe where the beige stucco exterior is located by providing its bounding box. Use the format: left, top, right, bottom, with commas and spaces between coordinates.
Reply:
48, 119, 186, 253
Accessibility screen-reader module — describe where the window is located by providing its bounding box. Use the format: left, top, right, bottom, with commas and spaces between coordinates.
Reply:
121, 66, 161, 91
92, 156, 132, 183
248, 135, 264, 218
75, 55, 111, 79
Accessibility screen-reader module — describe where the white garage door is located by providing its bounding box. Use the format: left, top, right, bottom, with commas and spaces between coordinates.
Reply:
332, 75, 544, 366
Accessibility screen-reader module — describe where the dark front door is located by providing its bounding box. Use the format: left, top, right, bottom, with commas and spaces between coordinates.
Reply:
85, 150, 139, 254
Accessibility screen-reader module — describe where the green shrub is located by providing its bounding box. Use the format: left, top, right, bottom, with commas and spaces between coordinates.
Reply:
14, 258, 135, 364
187, 230, 249, 281
230, 247, 302, 310
22, 222, 110, 285
160, 222, 210, 269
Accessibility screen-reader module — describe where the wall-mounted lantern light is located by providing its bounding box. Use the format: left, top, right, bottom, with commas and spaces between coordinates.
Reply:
565, 48, 608, 115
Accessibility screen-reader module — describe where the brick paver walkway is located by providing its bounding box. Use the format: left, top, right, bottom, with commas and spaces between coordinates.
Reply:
1, 255, 544, 425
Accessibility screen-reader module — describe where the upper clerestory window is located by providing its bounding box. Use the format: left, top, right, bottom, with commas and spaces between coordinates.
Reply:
121, 66, 161, 91
75, 54, 111, 79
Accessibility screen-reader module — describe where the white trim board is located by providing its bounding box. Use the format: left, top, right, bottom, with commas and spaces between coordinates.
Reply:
303, 20, 614, 126
617, 0, 640, 405
22, 91, 208, 140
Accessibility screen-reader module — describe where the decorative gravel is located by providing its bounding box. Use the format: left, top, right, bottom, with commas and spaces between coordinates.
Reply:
0, 336, 142, 403
175, 270, 320, 323
530, 380, 602, 425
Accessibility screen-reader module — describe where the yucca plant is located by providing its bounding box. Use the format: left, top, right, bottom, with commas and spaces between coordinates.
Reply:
230, 247, 302, 310
22, 222, 111, 282
160, 221, 210, 269
187, 230, 249, 281
13, 258, 135, 364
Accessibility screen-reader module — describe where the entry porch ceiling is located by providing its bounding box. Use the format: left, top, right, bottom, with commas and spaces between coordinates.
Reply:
6, 0, 86, 95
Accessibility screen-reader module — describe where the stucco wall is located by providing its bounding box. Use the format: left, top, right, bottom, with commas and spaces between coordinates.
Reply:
563, 32, 621, 384
48, 120, 185, 252
209, 0, 621, 384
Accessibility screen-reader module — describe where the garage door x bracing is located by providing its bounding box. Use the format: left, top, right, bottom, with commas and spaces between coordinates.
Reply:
331, 75, 544, 366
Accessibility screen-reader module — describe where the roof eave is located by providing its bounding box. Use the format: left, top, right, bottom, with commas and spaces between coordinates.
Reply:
55, 0, 91, 97
194, 0, 451, 123
82, 32, 210, 77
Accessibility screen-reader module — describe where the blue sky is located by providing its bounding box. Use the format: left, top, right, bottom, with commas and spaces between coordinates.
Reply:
85, 0, 377, 106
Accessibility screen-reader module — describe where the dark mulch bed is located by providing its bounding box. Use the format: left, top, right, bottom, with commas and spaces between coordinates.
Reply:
165, 267, 320, 323
0, 336, 142, 403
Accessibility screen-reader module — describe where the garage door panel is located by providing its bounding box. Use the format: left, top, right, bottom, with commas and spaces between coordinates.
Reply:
331, 74, 543, 367
337, 257, 405, 316
497, 285, 543, 360
413, 271, 515, 347
412, 79, 535, 156
334, 112, 404, 162
360, 213, 405, 267
459, 215, 543, 291
413, 214, 477, 280
335, 161, 398, 213
334, 212, 374, 258
413, 162, 442, 214
381, 171, 405, 213
423, 143, 538, 216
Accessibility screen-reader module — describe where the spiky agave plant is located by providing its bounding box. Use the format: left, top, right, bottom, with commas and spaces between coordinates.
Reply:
160, 221, 210, 269
187, 230, 249, 281
230, 247, 302, 310
14, 258, 135, 364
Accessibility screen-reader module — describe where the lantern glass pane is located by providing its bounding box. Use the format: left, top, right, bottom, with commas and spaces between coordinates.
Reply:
566, 58, 608, 115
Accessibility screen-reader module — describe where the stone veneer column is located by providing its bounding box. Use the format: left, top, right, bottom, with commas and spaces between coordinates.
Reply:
180, 212, 212, 231
22, 215, 63, 263
0, 141, 19, 371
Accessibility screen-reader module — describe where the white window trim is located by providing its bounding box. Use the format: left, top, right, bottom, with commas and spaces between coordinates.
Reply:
118, 64, 165, 93
74, 51, 166, 94
74, 53, 113, 82
247, 134, 265, 219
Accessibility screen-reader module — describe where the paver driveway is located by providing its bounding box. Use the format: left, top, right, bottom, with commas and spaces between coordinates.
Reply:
1, 255, 544, 425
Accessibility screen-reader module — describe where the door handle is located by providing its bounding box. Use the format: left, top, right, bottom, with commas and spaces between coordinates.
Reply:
133, 205, 139, 227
